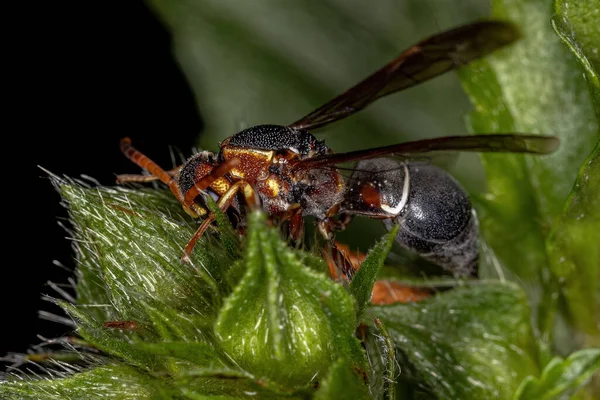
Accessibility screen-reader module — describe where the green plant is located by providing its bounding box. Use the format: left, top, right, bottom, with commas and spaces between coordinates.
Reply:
2, 0, 598, 399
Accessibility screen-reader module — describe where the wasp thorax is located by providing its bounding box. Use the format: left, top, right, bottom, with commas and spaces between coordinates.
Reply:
342, 158, 479, 277
224, 124, 328, 157
292, 168, 346, 221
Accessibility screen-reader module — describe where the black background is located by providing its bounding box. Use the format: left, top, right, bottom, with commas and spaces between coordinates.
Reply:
4, 1, 203, 365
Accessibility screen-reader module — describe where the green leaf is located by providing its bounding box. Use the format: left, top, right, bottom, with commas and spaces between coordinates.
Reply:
58, 301, 160, 370
486, 0, 598, 218
552, 0, 600, 114
298, 250, 331, 276
514, 348, 600, 400
314, 358, 371, 400
548, 0, 600, 342
59, 180, 236, 341
547, 144, 600, 337
215, 210, 367, 388
133, 341, 231, 369
175, 369, 308, 399
0, 364, 157, 400
370, 282, 541, 399
361, 319, 395, 399
179, 394, 243, 400
457, 0, 599, 336
13, 2, 599, 399
350, 225, 398, 322
205, 195, 241, 261
373, 318, 397, 400
0, 362, 288, 400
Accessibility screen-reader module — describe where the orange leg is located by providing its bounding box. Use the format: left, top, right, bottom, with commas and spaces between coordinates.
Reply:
182, 179, 259, 262
277, 206, 304, 247
182, 158, 241, 209
323, 241, 361, 282
183, 214, 216, 262
289, 208, 304, 247
324, 241, 432, 303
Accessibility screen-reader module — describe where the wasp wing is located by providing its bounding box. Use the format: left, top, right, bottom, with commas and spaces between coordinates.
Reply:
288, 20, 520, 131
294, 134, 559, 170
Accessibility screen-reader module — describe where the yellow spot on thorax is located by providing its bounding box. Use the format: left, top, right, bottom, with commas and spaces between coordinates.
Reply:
266, 178, 279, 196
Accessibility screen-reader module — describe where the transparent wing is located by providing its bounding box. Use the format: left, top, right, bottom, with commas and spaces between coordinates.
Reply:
289, 20, 520, 131
295, 134, 559, 170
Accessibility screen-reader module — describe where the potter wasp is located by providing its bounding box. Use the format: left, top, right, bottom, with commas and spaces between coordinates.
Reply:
117, 20, 559, 279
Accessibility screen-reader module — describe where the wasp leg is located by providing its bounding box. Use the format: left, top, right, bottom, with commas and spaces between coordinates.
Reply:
322, 241, 359, 282
323, 236, 434, 302
316, 219, 333, 242
116, 165, 182, 184
331, 213, 354, 232
120, 138, 203, 217
279, 206, 304, 248
182, 179, 258, 262
182, 158, 241, 209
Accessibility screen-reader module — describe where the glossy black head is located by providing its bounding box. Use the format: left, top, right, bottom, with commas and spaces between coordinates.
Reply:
224, 124, 329, 157
341, 158, 478, 277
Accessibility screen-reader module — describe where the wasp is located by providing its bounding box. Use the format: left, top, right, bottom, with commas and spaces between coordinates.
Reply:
117, 21, 559, 277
